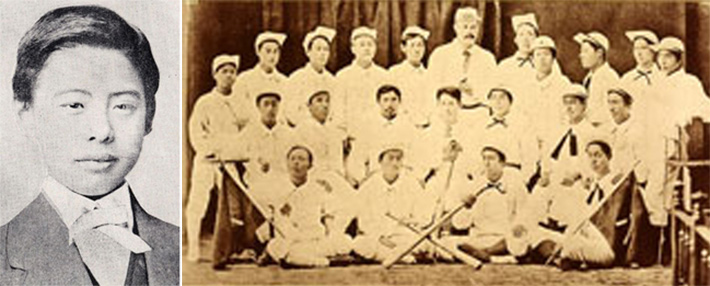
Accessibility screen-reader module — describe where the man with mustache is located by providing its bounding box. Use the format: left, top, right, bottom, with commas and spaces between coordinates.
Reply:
232, 31, 289, 123
428, 7, 497, 108
1, 5, 178, 285
348, 84, 418, 184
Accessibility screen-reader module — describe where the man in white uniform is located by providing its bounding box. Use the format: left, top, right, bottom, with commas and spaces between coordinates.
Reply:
348, 84, 418, 183
620, 30, 660, 114
574, 31, 619, 127
186, 55, 242, 262
335, 26, 388, 131
256, 146, 352, 267
498, 13, 538, 81
285, 26, 337, 126
428, 7, 497, 107
232, 31, 289, 122
388, 25, 434, 126
353, 143, 434, 263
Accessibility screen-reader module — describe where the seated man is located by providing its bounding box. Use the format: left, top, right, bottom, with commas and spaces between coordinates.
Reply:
255, 145, 352, 267
524, 140, 621, 269
348, 84, 418, 183
531, 84, 601, 229
353, 143, 434, 263
294, 88, 357, 239
441, 146, 528, 263
1, 6, 178, 285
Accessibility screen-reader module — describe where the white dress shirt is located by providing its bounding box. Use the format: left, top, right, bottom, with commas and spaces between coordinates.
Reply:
428, 39, 497, 105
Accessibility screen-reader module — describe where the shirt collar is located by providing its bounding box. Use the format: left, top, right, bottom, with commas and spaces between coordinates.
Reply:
42, 176, 133, 232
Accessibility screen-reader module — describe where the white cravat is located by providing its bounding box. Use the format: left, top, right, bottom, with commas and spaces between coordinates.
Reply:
43, 177, 151, 285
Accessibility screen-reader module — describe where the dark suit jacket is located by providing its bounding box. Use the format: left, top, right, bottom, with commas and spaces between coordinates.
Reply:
0, 191, 180, 285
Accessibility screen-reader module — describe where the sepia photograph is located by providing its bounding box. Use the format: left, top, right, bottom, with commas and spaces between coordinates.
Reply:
181, 0, 710, 285
0, 0, 181, 285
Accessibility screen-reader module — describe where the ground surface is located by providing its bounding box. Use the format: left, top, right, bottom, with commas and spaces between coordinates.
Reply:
183, 240, 671, 286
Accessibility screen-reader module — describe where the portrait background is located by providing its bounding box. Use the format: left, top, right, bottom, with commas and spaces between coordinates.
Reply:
0, 0, 181, 226
183, 0, 710, 216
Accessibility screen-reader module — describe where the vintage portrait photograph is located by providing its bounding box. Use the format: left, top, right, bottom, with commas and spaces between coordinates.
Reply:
0, 0, 181, 285
182, 0, 710, 285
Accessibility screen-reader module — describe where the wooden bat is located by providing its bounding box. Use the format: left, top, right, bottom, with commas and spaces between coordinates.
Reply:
385, 213, 482, 269
382, 203, 466, 268
221, 162, 286, 237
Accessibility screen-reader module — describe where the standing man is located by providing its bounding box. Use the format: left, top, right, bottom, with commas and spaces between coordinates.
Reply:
388, 25, 433, 126
232, 31, 288, 122
654, 36, 710, 126
336, 26, 388, 130
574, 31, 619, 127
428, 7, 497, 108
186, 54, 242, 262
525, 36, 570, 126
620, 30, 659, 116
498, 13, 538, 81
286, 26, 337, 126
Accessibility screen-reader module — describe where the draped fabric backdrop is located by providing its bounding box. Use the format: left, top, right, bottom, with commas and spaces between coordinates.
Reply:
183, 0, 710, 214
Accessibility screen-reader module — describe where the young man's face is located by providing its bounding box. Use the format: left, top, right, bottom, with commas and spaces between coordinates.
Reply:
287, 148, 312, 180
257, 96, 280, 126
632, 38, 655, 67
437, 93, 461, 123
657, 50, 681, 73
533, 48, 554, 75
351, 36, 376, 63
20, 46, 147, 196
308, 92, 330, 123
579, 42, 603, 69
487, 90, 511, 118
454, 18, 478, 47
481, 150, 504, 180
257, 41, 281, 71
378, 91, 400, 120
307, 37, 330, 70
563, 96, 586, 122
586, 144, 610, 176
380, 149, 403, 180
401, 36, 426, 65
607, 92, 630, 125
214, 64, 237, 91
514, 24, 537, 54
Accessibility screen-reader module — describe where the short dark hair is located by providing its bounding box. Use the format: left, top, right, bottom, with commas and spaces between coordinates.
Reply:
376, 84, 402, 102
287, 145, 313, 165
563, 93, 587, 105
257, 39, 282, 51
608, 88, 633, 106
308, 90, 330, 105
13, 5, 159, 133
255, 92, 281, 105
487, 88, 514, 104
436, 86, 461, 103
583, 39, 606, 60
482, 146, 506, 163
307, 35, 331, 51
400, 33, 426, 46
215, 62, 237, 73
587, 140, 612, 159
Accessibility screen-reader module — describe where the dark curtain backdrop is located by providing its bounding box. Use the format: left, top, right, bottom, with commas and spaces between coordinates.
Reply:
183, 0, 710, 201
